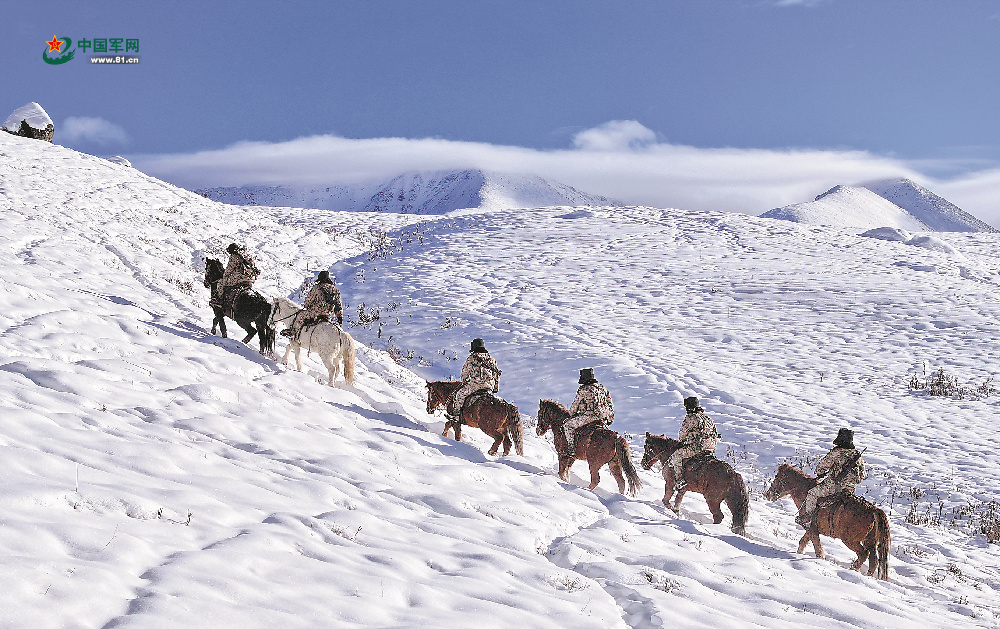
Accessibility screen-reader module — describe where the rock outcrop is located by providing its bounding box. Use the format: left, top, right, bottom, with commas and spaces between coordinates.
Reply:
2, 103, 55, 142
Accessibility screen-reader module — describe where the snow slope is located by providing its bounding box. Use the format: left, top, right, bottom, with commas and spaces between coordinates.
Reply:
2, 132, 1000, 627
760, 185, 932, 231
197, 169, 621, 214
863, 178, 998, 233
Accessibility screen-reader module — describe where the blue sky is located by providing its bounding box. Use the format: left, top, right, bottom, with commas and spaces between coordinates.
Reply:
7, 1, 1000, 219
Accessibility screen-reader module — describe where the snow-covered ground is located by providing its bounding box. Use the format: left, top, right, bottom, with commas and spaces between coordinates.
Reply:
2, 132, 1000, 627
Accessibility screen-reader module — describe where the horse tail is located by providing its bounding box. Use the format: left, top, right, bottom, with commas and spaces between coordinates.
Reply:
505, 402, 524, 456
616, 436, 642, 497
873, 507, 891, 580
341, 328, 356, 385
727, 470, 751, 536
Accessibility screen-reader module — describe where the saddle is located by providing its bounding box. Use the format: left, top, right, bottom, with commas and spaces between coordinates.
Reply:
223, 284, 252, 319
683, 452, 716, 477
811, 492, 870, 530
450, 389, 490, 422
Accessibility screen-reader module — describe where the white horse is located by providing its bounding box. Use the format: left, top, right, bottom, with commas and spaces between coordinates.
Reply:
269, 297, 356, 386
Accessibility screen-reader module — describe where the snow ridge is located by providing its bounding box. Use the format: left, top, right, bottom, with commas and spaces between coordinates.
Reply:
862, 177, 998, 233
197, 169, 621, 214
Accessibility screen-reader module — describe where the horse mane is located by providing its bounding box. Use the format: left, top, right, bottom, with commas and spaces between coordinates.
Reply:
274, 296, 301, 311
778, 463, 811, 479
539, 399, 569, 416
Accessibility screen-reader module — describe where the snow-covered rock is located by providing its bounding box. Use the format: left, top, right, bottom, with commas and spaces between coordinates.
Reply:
197, 169, 621, 213
105, 155, 132, 167
2, 102, 54, 142
862, 177, 997, 232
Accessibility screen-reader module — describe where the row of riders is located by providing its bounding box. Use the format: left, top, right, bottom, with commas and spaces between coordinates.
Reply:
207, 243, 890, 580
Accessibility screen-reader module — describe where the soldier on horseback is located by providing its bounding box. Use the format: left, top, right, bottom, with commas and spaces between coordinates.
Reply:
281, 270, 343, 340
668, 396, 721, 491
446, 338, 501, 424
220, 243, 260, 318
562, 368, 615, 458
795, 428, 868, 528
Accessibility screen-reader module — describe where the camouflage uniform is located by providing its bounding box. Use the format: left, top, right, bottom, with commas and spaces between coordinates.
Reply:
448, 351, 501, 417
563, 381, 615, 454
799, 446, 867, 526
220, 245, 260, 314
289, 279, 343, 339
668, 409, 721, 485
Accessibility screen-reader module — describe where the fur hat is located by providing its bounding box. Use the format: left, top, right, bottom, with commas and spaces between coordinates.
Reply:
226, 243, 240, 255
684, 396, 701, 413
470, 338, 487, 353
833, 428, 855, 448
317, 270, 332, 284
579, 368, 597, 385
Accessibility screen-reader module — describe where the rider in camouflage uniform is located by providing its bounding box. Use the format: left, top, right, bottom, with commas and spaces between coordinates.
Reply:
563, 368, 615, 457
283, 270, 343, 340
447, 338, 501, 421
795, 428, 868, 528
220, 243, 260, 316
668, 396, 721, 491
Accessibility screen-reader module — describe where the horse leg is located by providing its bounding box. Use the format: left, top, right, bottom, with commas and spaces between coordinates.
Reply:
240, 321, 257, 344
661, 468, 677, 510
707, 494, 726, 525
294, 343, 304, 372
487, 431, 503, 456
848, 539, 869, 572
501, 431, 512, 456
454, 418, 463, 442
587, 458, 602, 490
558, 456, 572, 482
799, 530, 824, 558
672, 489, 688, 514
281, 341, 293, 366
321, 352, 339, 386
608, 459, 627, 495
442, 418, 453, 438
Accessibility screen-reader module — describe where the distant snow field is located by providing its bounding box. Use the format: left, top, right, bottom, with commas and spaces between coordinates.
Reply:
2, 132, 1000, 628
197, 169, 621, 214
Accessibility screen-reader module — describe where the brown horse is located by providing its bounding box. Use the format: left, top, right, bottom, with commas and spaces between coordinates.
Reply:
535, 399, 641, 497
765, 463, 890, 580
426, 381, 523, 456
641, 433, 749, 535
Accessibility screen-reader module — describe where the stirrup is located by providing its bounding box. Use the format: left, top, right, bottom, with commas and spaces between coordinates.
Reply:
674, 480, 687, 491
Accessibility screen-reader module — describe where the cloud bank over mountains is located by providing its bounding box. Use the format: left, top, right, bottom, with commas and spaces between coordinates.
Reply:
130, 120, 1000, 226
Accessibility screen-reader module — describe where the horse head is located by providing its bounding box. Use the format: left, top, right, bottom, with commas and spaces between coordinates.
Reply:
641, 433, 679, 470
764, 463, 814, 501
425, 382, 437, 414
204, 258, 224, 286
536, 399, 567, 436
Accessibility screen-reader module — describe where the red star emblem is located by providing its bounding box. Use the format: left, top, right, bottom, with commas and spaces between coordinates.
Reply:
46, 36, 63, 53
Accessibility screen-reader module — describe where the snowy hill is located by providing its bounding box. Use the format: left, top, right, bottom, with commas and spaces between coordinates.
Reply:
761, 181, 996, 233
760, 185, 933, 230
197, 169, 621, 214
862, 178, 998, 233
3, 132, 1000, 627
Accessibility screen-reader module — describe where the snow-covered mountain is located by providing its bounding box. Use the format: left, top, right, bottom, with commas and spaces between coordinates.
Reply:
862, 177, 998, 232
197, 169, 621, 213
761, 181, 996, 232
761, 185, 930, 230
3, 132, 1000, 628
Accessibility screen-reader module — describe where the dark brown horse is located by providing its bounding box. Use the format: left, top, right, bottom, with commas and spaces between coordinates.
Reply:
535, 400, 641, 497
426, 381, 523, 456
765, 463, 890, 580
203, 258, 274, 355
641, 433, 749, 535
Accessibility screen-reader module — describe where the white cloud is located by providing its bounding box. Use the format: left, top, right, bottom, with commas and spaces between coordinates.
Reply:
571, 120, 657, 151
130, 121, 999, 226
61, 116, 129, 146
